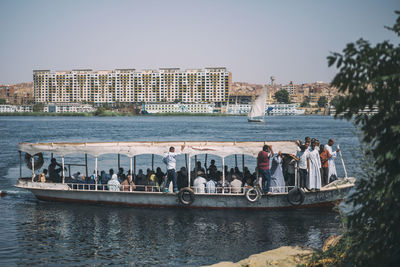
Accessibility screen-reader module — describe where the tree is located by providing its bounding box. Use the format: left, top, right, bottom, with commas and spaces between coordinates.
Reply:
327, 11, 400, 266
274, 89, 290, 103
329, 95, 343, 107
317, 96, 328, 107
32, 103, 45, 112
94, 106, 106, 116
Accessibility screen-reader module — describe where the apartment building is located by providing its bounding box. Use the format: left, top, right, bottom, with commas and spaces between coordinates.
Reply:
33, 68, 231, 104
281, 81, 298, 96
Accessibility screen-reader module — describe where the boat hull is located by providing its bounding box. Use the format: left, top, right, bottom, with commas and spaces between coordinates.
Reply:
247, 118, 264, 123
16, 179, 354, 210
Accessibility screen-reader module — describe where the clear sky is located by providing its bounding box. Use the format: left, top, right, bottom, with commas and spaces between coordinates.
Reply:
0, 0, 398, 85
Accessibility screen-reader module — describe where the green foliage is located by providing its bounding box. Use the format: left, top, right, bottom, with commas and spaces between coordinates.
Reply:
274, 89, 290, 103
317, 96, 328, 107
94, 106, 106, 116
32, 103, 45, 112
300, 96, 310, 107
327, 11, 400, 266
330, 95, 343, 107
0, 98, 6, 104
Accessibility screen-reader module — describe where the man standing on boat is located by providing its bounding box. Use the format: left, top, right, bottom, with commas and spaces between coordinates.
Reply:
324, 139, 340, 183
162, 145, 185, 193
257, 145, 274, 194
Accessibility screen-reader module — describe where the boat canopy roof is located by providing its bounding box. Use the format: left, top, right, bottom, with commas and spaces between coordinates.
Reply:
18, 141, 299, 158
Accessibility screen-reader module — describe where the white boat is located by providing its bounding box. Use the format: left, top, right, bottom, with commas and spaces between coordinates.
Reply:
266, 104, 305, 116
248, 88, 267, 122
15, 141, 355, 210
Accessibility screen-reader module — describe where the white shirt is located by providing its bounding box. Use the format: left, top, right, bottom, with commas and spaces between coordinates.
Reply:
206, 180, 216, 193
163, 152, 181, 170
296, 150, 309, 170
107, 174, 120, 191
230, 179, 242, 193
193, 176, 207, 193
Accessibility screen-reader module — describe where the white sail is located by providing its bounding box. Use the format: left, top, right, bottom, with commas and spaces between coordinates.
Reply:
248, 87, 267, 119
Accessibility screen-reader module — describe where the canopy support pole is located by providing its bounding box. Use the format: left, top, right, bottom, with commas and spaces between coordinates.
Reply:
31, 157, 35, 182
194, 155, 198, 175
152, 154, 154, 171
295, 161, 298, 187
204, 154, 208, 178
51, 153, 53, 159
222, 157, 225, 194
85, 154, 88, 178
62, 157, 65, 184
133, 156, 136, 179
130, 157, 133, 176
188, 154, 191, 188
118, 154, 120, 170
19, 151, 22, 179
235, 154, 238, 168
95, 157, 98, 191
242, 154, 245, 181
185, 154, 188, 171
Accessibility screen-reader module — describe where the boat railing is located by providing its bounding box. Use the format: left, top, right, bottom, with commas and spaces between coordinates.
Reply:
66, 183, 163, 193
26, 179, 298, 195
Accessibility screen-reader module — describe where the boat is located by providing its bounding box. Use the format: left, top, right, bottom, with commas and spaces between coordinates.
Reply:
266, 104, 306, 116
15, 141, 355, 210
248, 88, 267, 122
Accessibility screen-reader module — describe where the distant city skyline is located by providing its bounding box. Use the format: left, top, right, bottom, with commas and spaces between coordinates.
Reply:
0, 0, 398, 85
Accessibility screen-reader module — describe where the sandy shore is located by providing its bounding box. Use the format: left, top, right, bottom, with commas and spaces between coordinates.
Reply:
204, 246, 314, 267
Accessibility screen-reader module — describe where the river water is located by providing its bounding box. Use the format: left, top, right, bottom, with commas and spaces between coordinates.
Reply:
0, 115, 361, 266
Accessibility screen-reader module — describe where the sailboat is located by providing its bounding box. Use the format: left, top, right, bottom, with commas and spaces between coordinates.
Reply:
248, 87, 267, 122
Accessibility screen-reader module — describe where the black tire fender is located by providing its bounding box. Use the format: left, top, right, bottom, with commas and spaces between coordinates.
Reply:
287, 187, 305, 206
24, 153, 44, 170
178, 187, 195, 205
245, 187, 261, 203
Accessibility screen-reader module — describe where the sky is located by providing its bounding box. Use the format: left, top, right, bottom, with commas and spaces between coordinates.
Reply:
0, 0, 398, 85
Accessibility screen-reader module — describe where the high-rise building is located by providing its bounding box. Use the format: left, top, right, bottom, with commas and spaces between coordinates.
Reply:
33, 68, 231, 104
281, 81, 297, 96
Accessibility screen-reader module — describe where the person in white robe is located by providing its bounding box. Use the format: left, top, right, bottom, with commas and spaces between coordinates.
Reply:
107, 173, 120, 191
308, 142, 322, 190
270, 152, 286, 193
193, 172, 207, 193
324, 139, 340, 183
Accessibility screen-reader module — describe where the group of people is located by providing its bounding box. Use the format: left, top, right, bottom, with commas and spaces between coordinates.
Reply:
34, 138, 340, 194
297, 137, 340, 191
257, 137, 340, 194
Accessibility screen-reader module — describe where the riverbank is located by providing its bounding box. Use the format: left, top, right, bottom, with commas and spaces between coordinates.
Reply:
205, 235, 344, 267
204, 246, 314, 267
0, 112, 329, 117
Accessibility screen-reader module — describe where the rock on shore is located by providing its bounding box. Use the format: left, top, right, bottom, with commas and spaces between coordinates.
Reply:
204, 246, 314, 267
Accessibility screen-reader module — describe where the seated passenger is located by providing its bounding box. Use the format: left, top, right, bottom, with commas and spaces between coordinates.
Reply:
38, 169, 47, 183
207, 159, 217, 179
48, 158, 63, 183
118, 168, 126, 183
244, 177, 253, 188
234, 167, 243, 178
155, 167, 165, 186
121, 174, 136, 191
177, 167, 188, 189
72, 171, 82, 181
205, 177, 216, 193
147, 171, 159, 192
107, 173, 120, 191
193, 171, 207, 193
135, 169, 147, 191
193, 161, 205, 174
230, 174, 242, 193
